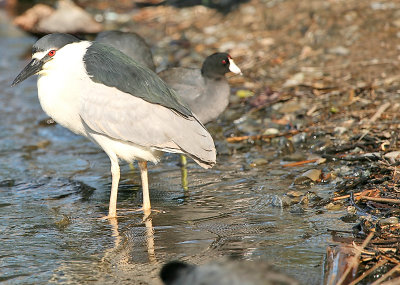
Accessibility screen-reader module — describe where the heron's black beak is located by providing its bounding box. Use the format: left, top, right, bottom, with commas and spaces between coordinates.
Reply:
11, 58, 44, 87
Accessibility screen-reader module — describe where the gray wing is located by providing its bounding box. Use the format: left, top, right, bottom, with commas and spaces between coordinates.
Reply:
84, 43, 192, 118
158, 68, 205, 103
79, 83, 216, 167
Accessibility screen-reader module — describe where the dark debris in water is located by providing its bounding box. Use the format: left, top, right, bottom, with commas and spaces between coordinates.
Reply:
0, 179, 15, 187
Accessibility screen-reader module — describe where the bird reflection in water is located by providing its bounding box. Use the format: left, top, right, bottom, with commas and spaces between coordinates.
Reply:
103, 210, 157, 266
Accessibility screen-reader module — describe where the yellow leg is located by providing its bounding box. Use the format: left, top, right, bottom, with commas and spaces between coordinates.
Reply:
180, 154, 187, 166
179, 155, 188, 190
181, 163, 188, 191
138, 161, 151, 211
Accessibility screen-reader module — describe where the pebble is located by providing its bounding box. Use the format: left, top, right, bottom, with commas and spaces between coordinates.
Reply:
328, 46, 350, 56
334, 126, 347, 135
289, 204, 305, 214
384, 151, 400, 161
325, 202, 343, 211
378, 217, 399, 226
292, 132, 307, 145
263, 128, 279, 135
250, 158, 268, 167
340, 214, 358, 223
283, 73, 304, 88
347, 206, 357, 215
294, 169, 321, 185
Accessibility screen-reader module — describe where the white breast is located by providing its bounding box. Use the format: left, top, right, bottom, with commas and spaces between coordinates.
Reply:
37, 41, 92, 136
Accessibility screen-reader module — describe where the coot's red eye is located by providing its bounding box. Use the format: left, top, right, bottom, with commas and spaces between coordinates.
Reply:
48, 50, 56, 57
222, 60, 227, 64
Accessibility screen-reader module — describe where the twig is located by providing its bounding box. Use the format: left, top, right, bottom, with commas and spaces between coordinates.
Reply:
332, 190, 376, 201
282, 159, 318, 167
381, 255, 400, 265
226, 128, 310, 143
371, 264, 400, 285
348, 259, 388, 285
359, 196, 400, 205
369, 102, 391, 123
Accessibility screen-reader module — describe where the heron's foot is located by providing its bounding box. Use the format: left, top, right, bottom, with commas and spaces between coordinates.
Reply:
135, 207, 164, 217
100, 214, 120, 220
113, 207, 164, 219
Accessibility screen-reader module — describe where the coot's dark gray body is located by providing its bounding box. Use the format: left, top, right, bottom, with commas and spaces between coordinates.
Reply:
158, 53, 241, 124
95, 30, 156, 71
160, 259, 299, 285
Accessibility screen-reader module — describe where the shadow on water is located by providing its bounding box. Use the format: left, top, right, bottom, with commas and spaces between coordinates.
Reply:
0, 11, 351, 285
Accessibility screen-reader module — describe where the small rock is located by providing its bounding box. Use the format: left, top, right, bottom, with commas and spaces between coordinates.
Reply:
325, 202, 343, 211
263, 128, 279, 135
299, 46, 313, 60
347, 206, 357, 215
294, 169, 321, 185
267, 195, 283, 208
281, 195, 293, 207
279, 99, 305, 113
249, 158, 268, 167
334, 126, 347, 135
15, 0, 102, 34
292, 132, 307, 145
340, 214, 358, 223
13, 4, 54, 31
328, 46, 350, 56
300, 192, 320, 205
384, 151, 400, 161
393, 19, 400, 28
289, 204, 305, 214
260, 37, 275, 47
379, 217, 399, 226
287, 190, 303, 197
219, 41, 236, 51
38, 0, 102, 34
283, 73, 304, 88
277, 137, 295, 155
38, 117, 56, 127
282, 152, 307, 162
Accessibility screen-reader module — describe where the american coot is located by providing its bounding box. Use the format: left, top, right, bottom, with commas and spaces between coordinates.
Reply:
160, 259, 300, 285
12, 33, 216, 218
158, 53, 242, 124
95, 30, 156, 71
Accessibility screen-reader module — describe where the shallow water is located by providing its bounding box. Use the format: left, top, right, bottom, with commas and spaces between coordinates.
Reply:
0, 12, 351, 284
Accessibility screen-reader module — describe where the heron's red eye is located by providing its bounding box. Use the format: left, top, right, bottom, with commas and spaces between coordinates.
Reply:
48, 50, 56, 57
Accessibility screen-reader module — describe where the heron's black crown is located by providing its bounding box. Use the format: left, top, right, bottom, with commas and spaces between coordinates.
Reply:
32, 33, 81, 54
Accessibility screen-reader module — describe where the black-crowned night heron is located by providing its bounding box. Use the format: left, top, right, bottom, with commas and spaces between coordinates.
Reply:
11, 33, 216, 218
95, 30, 156, 71
158, 53, 242, 124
